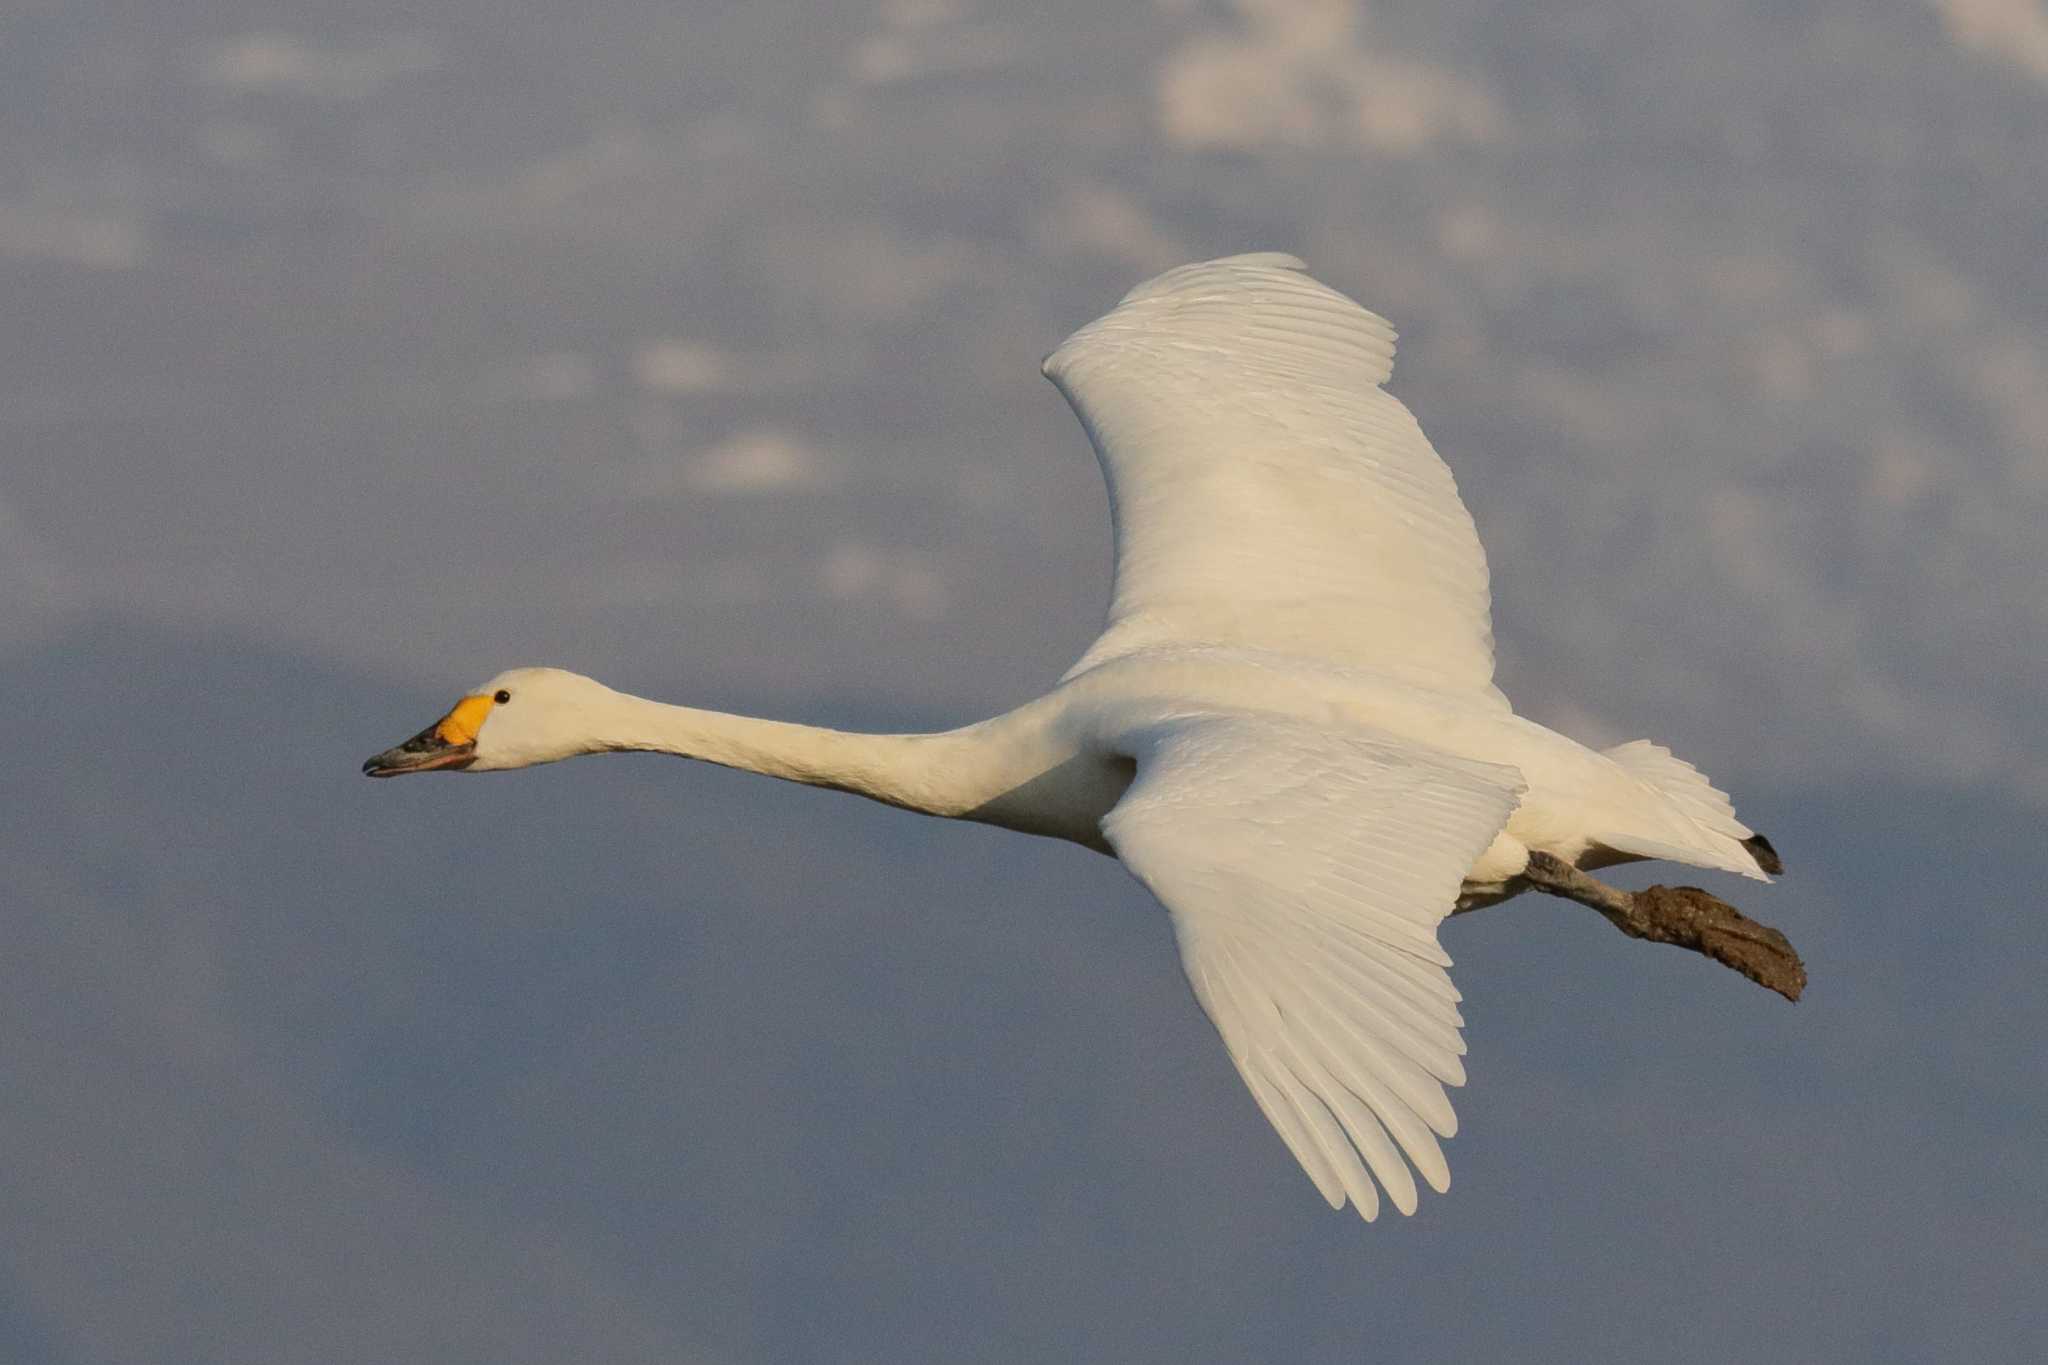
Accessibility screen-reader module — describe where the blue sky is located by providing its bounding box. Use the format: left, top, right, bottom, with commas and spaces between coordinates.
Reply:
3, 2, 2044, 1360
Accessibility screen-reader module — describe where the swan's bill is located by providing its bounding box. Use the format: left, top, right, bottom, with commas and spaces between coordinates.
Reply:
362, 693, 493, 777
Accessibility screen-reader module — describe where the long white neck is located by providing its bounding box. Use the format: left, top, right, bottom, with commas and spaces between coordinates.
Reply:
583, 688, 1053, 824
557, 684, 1129, 850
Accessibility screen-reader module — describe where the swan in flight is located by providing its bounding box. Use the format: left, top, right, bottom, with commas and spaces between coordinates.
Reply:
366, 253, 1785, 1221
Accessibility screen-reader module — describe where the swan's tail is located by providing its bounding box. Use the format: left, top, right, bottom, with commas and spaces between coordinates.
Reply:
1594, 740, 1782, 880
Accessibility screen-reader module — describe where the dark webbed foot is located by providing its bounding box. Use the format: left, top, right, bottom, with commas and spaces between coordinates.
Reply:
1519, 852, 1807, 1002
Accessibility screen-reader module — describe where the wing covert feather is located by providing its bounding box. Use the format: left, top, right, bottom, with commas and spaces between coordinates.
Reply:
1045, 254, 1499, 695
1100, 708, 1525, 1219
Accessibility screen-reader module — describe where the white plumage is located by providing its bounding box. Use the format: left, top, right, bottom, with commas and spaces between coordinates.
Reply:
368, 253, 1775, 1220
1046, 253, 1498, 696
1106, 712, 1524, 1217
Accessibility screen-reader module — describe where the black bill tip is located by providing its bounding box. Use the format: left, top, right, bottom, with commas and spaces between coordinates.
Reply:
362, 722, 475, 778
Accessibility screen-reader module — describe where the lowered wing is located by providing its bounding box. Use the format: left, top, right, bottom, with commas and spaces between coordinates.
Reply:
1102, 707, 1525, 1219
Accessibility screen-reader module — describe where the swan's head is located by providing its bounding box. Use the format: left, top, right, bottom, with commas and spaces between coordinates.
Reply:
362, 667, 618, 777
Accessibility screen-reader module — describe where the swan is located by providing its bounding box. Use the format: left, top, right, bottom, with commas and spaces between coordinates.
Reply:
365, 253, 1787, 1220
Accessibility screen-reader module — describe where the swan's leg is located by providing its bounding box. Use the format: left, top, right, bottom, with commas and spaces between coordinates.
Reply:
1518, 853, 1634, 918
1516, 852, 1807, 1002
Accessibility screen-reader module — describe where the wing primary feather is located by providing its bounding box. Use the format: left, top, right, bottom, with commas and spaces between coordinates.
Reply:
1199, 946, 1347, 1208
1220, 944, 1382, 1217
1268, 1057, 1381, 1216
1275, 959, 1462, 1139
1276, 1019, 1419, 1216
1312, 1079, 1414, 1217
1102, 706, 1523, 1217
1283, 948, 1467, 1083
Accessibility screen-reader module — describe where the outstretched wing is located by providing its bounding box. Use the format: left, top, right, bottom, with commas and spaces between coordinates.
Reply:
1045, 253, 1500, 697
1102, 708, 1524, 1219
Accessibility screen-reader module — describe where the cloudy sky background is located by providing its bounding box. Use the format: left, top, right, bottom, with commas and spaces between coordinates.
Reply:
4, 1, 2044, 1360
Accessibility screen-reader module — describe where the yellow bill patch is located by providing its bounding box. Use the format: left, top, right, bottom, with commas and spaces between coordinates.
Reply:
433, 693, 496, 747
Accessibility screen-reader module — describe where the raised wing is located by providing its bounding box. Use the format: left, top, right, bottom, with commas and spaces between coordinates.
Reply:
1102, 708, 1524, 1219
1045, 253, 1500, 696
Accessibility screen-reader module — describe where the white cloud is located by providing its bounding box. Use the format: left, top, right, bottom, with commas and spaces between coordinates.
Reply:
1962, 335, 2048, 464
475, 352, 600, 405
194, 119, 284, 169
596, 556, 776, 608
1927, 0, 2048, 83
1865, 433, 1941, 509
0, 490, 79, 653
845, 0, 1019, 87
820, 542, 950, 619
849, 29, 1017, 87
193, 32, 441, 100
631, 341, 739, 395
405, 128, 666, 235
1155, 0, 1501, 154
683, 428, 839, 496
0, 199, 144, 270
13, 0, 2040, 813
629, 341, 812, 397
1745, 328, 1818, 401
1031, 181, 1191, 272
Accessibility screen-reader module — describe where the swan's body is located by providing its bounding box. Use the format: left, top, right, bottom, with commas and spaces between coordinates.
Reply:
367, 254, 1778, 1220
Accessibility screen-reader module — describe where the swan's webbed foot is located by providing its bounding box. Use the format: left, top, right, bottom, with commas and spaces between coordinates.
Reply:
1519, 852, 1807, 1002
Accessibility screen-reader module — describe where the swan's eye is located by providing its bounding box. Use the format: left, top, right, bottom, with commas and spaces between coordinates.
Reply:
494, 689, 512, 705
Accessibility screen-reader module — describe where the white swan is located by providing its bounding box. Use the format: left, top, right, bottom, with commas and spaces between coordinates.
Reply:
365, 253, 1780, 1220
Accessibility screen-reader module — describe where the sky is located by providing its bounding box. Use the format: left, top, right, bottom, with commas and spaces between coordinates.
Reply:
3, 1, 2044, 1360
